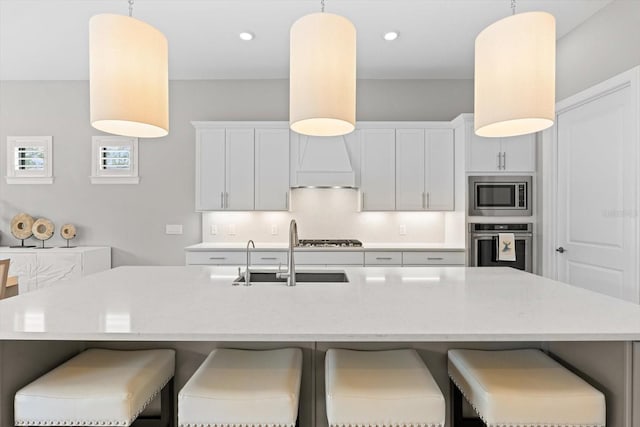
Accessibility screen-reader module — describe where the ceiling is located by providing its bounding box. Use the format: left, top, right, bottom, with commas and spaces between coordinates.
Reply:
0, 0, 613, 81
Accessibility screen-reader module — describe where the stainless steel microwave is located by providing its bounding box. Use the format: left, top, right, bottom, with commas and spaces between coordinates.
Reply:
468, 176, 532, 216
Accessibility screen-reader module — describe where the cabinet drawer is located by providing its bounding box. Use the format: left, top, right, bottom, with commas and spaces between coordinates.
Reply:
402, 251, 465, 266
365, 251, 402, 265
295, 251, 364, 266
250, 251, 287, 265
186, 251, 246, 265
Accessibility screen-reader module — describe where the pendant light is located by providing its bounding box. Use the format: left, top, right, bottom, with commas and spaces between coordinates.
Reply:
290, 0, 356, 137
90, 0, 169, 138
474, 0, 556, 138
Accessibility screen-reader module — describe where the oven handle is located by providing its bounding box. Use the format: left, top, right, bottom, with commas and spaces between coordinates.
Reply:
470, 233, 532, 238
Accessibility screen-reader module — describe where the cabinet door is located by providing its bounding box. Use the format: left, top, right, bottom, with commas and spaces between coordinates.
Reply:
255, 129, 290, 211
197, 129, 226, 210
35, 253, 82, 289
360, 129, 396, 211
425, 129, 455, 210
395, 129, 425, 211
466, 122, 502, 172
1, 253, 37, 293
501, 133, 536, 172
225, 129, 255, 210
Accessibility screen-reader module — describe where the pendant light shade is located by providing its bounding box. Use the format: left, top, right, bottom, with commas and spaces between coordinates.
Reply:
290, 12, 356, 137
474, 11, 556, 138
90, 14, 169, 138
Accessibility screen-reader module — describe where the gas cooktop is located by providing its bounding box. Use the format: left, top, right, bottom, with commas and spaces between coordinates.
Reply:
297, 239, 363, 248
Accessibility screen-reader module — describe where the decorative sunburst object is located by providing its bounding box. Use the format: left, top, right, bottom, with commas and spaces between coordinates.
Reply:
9, 213, 36, 248
60, 224, 77, 248
32, 218, 55, 249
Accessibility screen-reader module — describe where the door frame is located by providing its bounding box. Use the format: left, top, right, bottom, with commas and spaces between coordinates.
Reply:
541, 66, 640, 295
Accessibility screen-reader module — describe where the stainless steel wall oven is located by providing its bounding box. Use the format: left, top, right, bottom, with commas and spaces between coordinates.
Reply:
469, 223, 533, 272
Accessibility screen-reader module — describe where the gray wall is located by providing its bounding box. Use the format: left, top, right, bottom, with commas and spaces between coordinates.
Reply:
556, 0, 640, 100
0, 79, 473, 266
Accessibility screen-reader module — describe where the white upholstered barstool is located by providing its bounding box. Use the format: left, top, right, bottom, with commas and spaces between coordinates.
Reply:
178, 348, 303, 427
15, 348, 176, 426
325, 349, 446, 427
448, 349, 606, 427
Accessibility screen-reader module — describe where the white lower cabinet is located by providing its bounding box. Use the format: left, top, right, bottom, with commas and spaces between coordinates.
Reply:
402, 251, 465, 266
186, 249, 465, 267
364, 251, 402, 266
250, 251, 288, 266
0, 247, 111, 293
294, 251, 364, 266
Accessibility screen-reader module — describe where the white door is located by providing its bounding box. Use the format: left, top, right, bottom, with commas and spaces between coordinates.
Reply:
466, 122, 502, 172
501, 133, 536, 172
254, 128, 290, 211
360, 129, 396, 211
225, 129, 255, 210
395, 129, 425, 211
556, 82, 638, 302
197, 129, 226, 210
425, 129, 454, 211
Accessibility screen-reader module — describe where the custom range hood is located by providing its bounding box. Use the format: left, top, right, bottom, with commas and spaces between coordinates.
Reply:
290, 133, 358, 188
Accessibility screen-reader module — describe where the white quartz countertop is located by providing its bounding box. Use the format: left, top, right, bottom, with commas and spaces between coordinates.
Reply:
185, 243, 465, 251
2, 266, 640, 342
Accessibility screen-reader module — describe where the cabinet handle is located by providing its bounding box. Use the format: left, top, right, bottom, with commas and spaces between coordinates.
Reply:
220, 192, 224, 209
502, 152, 506, 170
376, 257, 393, 261
209, 257, 226, 260
427, 192, 430, 209
497, 153, 501, 170
260, 257, 278, 260
427, 257, 444, 261
225, 192, 229, 209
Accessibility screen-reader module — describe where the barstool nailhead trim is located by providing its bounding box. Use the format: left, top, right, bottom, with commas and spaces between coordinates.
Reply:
15, 373, 172, 426
450, 375, 605, 427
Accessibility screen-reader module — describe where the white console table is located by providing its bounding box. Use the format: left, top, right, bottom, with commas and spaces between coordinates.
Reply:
0, 247, 111, 293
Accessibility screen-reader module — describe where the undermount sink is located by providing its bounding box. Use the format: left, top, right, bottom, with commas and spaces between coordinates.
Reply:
233, 270, 349, 285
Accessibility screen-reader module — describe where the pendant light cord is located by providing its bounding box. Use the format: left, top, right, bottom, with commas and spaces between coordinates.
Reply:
511, 0, 516, 15
128, 0, 134, 17
321, 0, 326, 13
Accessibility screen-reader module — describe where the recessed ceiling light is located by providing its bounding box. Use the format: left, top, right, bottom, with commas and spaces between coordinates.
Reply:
383, 31, 399, 41
239, 32, 254, 41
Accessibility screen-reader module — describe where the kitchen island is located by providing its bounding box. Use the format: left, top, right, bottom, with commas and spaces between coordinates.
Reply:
0, 266, 638, 426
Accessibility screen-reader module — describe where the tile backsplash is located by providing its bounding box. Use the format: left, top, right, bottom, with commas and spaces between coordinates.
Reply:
203, 188, 464, 245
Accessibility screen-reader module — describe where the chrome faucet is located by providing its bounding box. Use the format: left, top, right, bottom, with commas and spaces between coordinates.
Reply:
244, 239, 255, 286
277, 219, 298, 286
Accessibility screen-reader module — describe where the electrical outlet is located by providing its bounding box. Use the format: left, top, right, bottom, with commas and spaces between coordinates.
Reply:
210, 225, 218, 235
399, 224, 407, 236
165, 224, 183, 235
228, 224, 236, 236
271, 225, 279, 236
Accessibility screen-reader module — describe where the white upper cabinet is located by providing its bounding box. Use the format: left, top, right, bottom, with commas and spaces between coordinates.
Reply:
255, 128, 290, 211
225, 129, 255, 210
425, 129, 455, 210
360, 129, 396, 211
465, 119, 536, 172
197, 128, 226, 210
195, 123, 288, 211
395, 129, 425, 211
396, 129, 454, 211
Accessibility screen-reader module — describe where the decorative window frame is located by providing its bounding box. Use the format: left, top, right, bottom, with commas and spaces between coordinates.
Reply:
5, 136, 54, 184
90, 136, 140, 184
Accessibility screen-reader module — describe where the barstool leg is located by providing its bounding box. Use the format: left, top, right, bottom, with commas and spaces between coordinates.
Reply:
450, 379, 485, 427
160, 378, 175, 427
